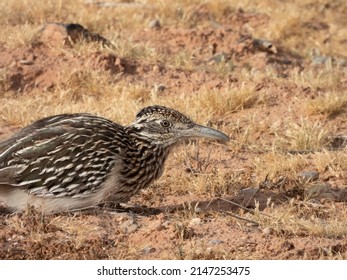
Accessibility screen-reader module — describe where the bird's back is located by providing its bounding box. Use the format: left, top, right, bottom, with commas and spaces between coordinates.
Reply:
0, 114, 128, 211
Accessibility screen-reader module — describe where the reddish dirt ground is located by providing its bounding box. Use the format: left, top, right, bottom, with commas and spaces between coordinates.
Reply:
0, 11, 346, 260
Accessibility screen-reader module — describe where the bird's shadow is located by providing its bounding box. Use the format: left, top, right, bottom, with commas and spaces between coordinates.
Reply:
0, 189, 287, 217
100, 189, 287, 216
162, 190, 287, 214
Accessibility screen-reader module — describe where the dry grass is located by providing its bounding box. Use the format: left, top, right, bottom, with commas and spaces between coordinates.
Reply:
306, 91, 347, 118
0, 80, 139, 127
254, 152, 308, 180
0, 0, 347, 260
278, 118, 330, 151
313, 151, 347, 177
195, 83, 260, 116
253, 200, 347, 238
294, 68, 345, 91
0, 24, 39, 48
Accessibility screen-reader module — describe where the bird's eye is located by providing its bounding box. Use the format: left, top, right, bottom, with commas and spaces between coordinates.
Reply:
160, 120, 171, 127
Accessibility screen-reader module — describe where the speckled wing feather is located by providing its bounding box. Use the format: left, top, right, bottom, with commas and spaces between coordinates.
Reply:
0, 114, 128, 198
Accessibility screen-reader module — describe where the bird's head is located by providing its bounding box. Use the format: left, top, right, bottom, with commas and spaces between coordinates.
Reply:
127, 105, 229, 147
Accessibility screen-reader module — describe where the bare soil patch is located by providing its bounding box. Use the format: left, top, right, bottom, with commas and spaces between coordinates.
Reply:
0, 1, 346, 260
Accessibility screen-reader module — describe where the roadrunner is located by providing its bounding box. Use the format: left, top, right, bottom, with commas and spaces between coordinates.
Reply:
0, 105, 229, 213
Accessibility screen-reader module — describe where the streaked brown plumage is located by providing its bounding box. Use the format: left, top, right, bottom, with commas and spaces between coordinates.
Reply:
0, 105, 229, 213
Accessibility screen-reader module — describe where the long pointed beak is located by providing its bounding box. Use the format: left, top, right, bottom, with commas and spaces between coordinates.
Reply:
183, 124, 230, 142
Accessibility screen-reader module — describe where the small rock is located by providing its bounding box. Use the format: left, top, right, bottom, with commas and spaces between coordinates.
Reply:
148, 220, 170, 231
194, 207, 202, 213
281, 240, 295, 251
86, 2, 151, 8
246, 222, 258, 227
19, 60, 34, 65
262, 227, 273, 236
154, 84, 166, 93
126, 223, 139, 233
298, 171, 319, 181
142, 246, 156, 254
152, 65, 160, 73
189, 218, 201, 226
119, 219, 139, 233
148, 19, 161, 29
252, 38, 277, 54
162, 221, 171, 228
156, 222, 167, 231
209, 239, 224, 245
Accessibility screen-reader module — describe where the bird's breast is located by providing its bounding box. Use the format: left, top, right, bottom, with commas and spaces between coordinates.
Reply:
118, 146, 170, 197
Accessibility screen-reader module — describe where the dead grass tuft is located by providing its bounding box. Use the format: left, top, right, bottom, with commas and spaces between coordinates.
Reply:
275, 118, 330, 151
195, 83, 260, 116
253, 200, 347, 239
313, 151, 347, 177
306, 91, 347, 118
254, 152, 307, 181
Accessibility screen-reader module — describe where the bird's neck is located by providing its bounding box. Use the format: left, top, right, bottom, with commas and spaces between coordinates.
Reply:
118, 132, 173, 198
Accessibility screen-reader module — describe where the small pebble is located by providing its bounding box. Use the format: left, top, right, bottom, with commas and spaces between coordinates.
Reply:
19, 60, 34, 65
262, 227, 273, 236
154, 84, 166, 93
194, 207, 202, 213
299, 171, 319, 181
189, 218, 201, 226
148, 19, 161, 29
142, 246, 156, 254
120, 219, 139, 233
252, 38, 277, 53
162, 221, 171, 228
152, 65, 160, 73
209, 239, 224, 245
